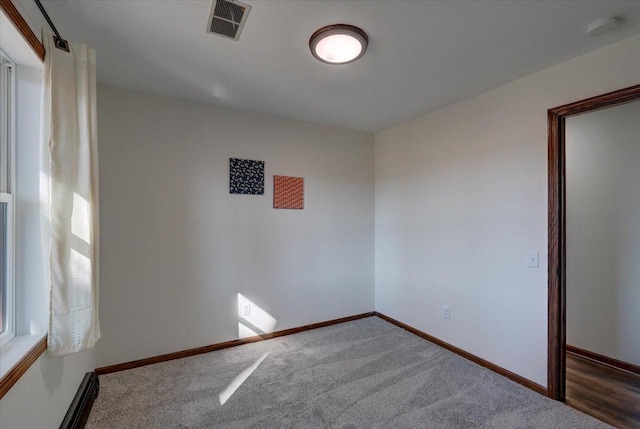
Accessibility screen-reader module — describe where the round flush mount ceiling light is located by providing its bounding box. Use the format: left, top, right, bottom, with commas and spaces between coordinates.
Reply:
586, 17, 622, 37
309, 24, 368, 65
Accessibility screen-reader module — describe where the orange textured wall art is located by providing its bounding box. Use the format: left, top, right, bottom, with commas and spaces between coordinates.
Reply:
273, 175, 304, 209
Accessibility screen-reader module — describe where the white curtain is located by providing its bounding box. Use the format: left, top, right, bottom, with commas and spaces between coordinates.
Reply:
41, 32, 100, 357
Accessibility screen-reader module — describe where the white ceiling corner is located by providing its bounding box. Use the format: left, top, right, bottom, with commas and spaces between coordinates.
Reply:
27, 0, 640, 132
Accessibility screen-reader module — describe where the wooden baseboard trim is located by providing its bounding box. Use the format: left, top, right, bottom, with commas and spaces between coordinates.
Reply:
59, 372, 99, 429
567, 345, 640, 376
96, 312, 376, 375
374, 312, 548, 396
0, 336, 47, 399
96, 310, 548, 398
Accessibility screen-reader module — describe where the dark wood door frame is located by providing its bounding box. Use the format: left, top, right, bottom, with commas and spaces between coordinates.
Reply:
547, 83, 640, 401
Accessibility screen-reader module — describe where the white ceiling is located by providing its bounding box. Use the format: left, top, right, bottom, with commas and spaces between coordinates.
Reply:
20, 1, 640, 131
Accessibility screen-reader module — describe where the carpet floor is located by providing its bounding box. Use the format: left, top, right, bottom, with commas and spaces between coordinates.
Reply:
87, 317, 611, 428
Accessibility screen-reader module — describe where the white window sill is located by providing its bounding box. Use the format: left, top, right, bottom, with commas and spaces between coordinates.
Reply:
0, 333, 47, 380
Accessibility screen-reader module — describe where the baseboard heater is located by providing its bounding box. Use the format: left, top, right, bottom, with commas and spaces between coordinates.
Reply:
60, 372, 99, 429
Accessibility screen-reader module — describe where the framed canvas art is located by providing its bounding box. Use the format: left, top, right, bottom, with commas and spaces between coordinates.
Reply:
229, 158, 265, 195
273, 176, 304, 209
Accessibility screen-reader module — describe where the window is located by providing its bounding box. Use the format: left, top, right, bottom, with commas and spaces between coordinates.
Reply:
0, 50, 15, 348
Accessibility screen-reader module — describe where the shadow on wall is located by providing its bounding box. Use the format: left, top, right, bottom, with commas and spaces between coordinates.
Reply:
40, 354, 63, 395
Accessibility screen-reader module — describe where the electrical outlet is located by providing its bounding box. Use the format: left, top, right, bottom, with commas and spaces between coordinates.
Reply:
442, 305, 450, 320
241, 302, 251, 317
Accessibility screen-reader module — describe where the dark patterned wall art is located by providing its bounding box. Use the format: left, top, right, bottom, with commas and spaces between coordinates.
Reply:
229, 158, 265, 195
274, 175, 304, 209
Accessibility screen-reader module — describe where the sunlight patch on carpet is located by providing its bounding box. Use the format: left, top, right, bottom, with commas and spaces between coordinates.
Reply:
219, 352, 270, 405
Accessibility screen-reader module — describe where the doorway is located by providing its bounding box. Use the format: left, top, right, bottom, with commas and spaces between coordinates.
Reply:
547, 84, 640, 426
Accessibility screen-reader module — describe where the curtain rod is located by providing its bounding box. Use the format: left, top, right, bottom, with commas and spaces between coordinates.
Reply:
33, 0, 69, 52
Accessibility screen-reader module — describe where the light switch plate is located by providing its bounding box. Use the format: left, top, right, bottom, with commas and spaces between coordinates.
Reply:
442, 305, 450, 320
241, 302, 251, 317
528, 251, 539, 268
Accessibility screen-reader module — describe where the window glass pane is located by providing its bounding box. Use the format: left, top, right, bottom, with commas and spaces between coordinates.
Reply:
0, 61, 6, 192
0, 202, 6, 334
0, 52, 12, 341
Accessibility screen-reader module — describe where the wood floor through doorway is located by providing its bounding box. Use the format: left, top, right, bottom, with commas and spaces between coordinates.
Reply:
566, 352, 640, 429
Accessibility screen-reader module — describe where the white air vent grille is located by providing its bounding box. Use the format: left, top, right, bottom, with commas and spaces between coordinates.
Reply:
207, 0, 251, 41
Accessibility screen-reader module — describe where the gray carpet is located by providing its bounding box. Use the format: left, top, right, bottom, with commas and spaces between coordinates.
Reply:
87, 317, 611, 428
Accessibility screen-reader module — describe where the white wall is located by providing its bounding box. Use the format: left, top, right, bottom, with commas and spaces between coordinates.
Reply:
96, 86, 375, 368
0, 349, 95, 429
0, 66, 96, 429
566, 101, 640, 366
374, 34, 640, 387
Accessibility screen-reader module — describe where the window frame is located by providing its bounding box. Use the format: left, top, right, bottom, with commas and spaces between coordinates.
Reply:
0, 49, 16, 348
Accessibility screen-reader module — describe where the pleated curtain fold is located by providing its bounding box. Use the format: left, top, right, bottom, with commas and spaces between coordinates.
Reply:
41, 32, 100, 357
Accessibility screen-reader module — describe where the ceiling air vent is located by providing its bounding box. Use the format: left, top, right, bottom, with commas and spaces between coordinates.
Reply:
207, 0, 251, 41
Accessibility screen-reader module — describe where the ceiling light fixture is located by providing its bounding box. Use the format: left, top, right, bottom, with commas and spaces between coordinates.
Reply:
586, 17, 622, 37
309, 24, 368, 65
